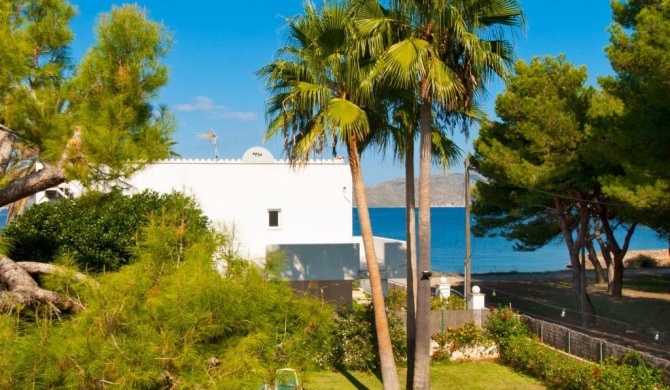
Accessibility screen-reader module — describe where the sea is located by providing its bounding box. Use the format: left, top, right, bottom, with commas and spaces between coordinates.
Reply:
353, 207, 667, 274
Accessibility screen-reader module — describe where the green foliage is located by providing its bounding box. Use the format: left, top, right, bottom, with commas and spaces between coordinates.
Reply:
486, 305, 668, 389
2, 190, 209, 272
0, 205, 335, 388
485, 306, 529, 343
471, 55, 595, 248
431, 295, 466, 310
626, 254, 659, 268
599, 0, 670, 231
498, 337, 668, 390
431, 322, 492, 360
328, 303, 407, 371
387, 287, 407, 311
0, 1, 174, 206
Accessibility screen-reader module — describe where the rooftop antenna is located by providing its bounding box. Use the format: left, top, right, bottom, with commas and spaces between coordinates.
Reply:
196, 129, 219, 159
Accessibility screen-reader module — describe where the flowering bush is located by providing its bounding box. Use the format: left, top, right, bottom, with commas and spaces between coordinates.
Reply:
499, 337, 667, 389
431, 322, 492, 360
485, 305, 528, 342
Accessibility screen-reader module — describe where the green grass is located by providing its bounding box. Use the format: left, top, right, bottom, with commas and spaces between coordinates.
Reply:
302, 361, 546, 389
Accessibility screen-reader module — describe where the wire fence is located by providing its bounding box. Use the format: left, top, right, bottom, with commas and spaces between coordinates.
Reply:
525, 316, 670, 381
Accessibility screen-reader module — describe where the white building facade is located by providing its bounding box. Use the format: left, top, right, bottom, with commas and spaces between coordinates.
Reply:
27, 147, 407, 302
126, 147, 354, 262
22, 146, 405, 303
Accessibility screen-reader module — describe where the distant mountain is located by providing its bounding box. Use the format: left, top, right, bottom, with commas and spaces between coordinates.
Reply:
355, 173, 482, 207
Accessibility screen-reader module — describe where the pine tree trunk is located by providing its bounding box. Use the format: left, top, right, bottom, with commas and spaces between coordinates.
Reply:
586, 240, 606, 284
0, 163, 66, 207
413, 98, 433, 390
347, 138, 400, 390
556, 200, 596, 327
0, 255, 77, 310
404, 136, 417, 390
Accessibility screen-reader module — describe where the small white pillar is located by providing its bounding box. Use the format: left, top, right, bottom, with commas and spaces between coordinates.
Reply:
467, 285, 486, 310
437, 275, 451, 298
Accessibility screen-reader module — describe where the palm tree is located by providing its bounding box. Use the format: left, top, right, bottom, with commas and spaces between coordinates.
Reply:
364, 86, 463, 386
353, 0, 523, 387
256, 2, 401, 388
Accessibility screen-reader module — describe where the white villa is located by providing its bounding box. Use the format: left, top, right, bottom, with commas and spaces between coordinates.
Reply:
27, 147, 407, 303
121, 146, 408, 303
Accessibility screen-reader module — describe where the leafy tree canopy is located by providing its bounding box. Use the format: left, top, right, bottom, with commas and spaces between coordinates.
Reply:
0, 1, 175, 207
599, 0, 670, 240
472, 55, 595, 249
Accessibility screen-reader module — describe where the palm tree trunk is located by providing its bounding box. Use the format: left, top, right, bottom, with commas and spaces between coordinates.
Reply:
404, 135, 417, 390
347, 137, 400, 390
413, 97, 433, 390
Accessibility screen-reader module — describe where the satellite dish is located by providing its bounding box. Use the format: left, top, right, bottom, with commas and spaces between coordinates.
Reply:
242, 146, 274, 163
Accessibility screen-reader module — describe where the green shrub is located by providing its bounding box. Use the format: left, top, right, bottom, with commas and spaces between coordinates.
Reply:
485, 305, 529, 342
486, 307, 667, 389
626, 254, 659, 268
2, 190, 209, 272
431, 295, 466, 310
498, 337, 667, 389
328, 302, 407, 371
0, 206, 334, 388
431, 322, 492, 360
387, 286, 407, 311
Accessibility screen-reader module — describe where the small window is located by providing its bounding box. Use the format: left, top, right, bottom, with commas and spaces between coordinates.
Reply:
268, 209, 281, 228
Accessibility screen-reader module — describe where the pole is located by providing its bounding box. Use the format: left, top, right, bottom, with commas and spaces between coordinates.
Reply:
581, 216, 587, 328
465, 158, 471, 300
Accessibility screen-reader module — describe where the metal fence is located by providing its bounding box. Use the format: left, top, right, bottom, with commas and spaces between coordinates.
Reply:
525, 316, 670, 379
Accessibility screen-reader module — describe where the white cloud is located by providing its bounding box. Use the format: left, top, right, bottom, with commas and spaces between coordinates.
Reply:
175, 96, 223, 112
220, 111, 257, 121
176, 96, 257, 121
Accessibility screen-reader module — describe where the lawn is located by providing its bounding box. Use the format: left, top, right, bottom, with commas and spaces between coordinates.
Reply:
302, 361, 546, 389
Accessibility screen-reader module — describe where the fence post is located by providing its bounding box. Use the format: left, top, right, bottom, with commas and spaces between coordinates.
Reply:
599, 341, 603, 362
441, 310, 444, 333
567, 332, 571, 354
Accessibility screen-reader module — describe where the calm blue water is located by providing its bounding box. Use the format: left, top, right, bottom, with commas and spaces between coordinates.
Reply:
354, 207, 667, 274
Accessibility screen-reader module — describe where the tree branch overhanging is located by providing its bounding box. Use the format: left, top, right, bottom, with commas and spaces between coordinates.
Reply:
0, 255, 94, 311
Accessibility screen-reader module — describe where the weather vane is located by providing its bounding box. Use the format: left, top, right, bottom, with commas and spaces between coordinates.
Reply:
196, 129, 219, 159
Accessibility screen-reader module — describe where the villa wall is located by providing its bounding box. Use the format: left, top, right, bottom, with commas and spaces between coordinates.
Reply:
354, 236, 408, 279
126, 147, 353, 261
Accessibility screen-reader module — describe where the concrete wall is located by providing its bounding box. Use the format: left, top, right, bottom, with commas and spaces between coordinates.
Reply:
289, 280, 352, 306
354, 236, 407, 279
267, 243, 361, 281
126, 147, 353, 260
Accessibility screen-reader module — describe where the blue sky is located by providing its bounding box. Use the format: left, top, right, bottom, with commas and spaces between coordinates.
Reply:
69, 1, 615, 185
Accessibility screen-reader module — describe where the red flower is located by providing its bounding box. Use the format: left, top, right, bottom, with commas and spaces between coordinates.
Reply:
570, 368, 575, 374
490, 306, 495, 311
508, 307, 513, 312
503, 314, 509, 320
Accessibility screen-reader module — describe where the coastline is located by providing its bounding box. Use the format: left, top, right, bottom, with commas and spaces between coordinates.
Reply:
466, 249, 670, 282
